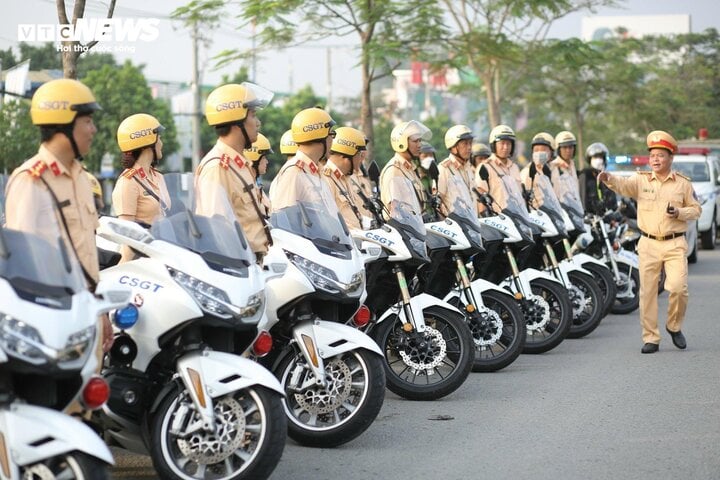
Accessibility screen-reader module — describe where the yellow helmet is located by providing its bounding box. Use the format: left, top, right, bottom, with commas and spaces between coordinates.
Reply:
444, 125, 474, 150
291, 108, 336, 143
555, 130, 577, 148
390, 120, 431, 153
489, 124, 515, 155
331, 127, 367, 157
531, 132, 555, 150
204, 82, 273, 126
116, 113, 165, 153
30, 78, 101, 125
471, 143, 491, 158
280, 129, 298, 155
243, 133, 274, 162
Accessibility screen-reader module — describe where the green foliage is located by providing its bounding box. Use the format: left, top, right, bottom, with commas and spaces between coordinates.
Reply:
0, 100, 37, 173
370, 113, 453, 169
82, 61, 178, 172
18, 42, 62, 70
77, 52, 117, 79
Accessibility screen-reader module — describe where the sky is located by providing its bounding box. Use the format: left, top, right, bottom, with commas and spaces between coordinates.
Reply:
2, 0, 719, 99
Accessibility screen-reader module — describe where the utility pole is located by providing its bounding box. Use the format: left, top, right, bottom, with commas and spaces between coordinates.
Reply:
190, 22, 201, 172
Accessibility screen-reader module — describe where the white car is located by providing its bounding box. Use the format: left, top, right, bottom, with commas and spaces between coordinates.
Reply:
672, 154, 720, 250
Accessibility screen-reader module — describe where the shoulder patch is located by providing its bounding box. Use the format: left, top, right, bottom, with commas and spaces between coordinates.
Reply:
323, 167, 332, 177
294, 159, 305, 172
28, 160, 48, 178
676, 172, 690, 181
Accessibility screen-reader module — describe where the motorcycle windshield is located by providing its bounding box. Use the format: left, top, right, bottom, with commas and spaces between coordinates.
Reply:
1, 179, 86, 296
554, 171, 585, 220
271, 201, 354, 256
152, 173, 255, 270
533, 174, 567, 233
387, 176, 426, 239
498, 174, 535, 242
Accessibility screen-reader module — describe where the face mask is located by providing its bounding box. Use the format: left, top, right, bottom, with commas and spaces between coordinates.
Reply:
590, 157, 605, 170
532, 151, 549, 165
420, 156, 434, 170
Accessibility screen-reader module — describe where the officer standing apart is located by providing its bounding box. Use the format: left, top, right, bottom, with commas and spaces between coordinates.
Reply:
195, 82, 274, 261
597, 131, 701, 353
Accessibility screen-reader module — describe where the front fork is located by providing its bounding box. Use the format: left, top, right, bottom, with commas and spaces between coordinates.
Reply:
394, 265, 426, 333
505, 246, 529, 300
544, 240, 572, 288
454, 254, 485, 312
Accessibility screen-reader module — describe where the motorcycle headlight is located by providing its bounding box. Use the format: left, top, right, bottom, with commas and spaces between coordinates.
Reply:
58, 325, 96, 366
284, 251, 365, 296
168, 267, 236, 319
0, 315, 47, 365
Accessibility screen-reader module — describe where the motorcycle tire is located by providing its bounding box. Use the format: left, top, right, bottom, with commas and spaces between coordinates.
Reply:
370, 306, 474, 401
566, 271, 605, 339
581, 262, 617, 317
610, 263, 641, 315
150, 384, 286, 480
449, 290, 526, 372
21, 451, 109, 480
276, 347, 386, 448
520, 278, 573, 354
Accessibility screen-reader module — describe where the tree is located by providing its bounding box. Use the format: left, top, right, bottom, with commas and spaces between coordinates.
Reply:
82, 61, 178, 172
56, 0, 117, 78
223, 0, 447, 161
0, 100, 37, 173
442, 0, 617, 127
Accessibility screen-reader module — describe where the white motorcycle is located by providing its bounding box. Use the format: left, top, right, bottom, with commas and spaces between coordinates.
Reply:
351, 176, 474, 400
95, 175, 287, 480
525, 171, 605, 339
260, 179, 386, 447
0, 184, 128, 479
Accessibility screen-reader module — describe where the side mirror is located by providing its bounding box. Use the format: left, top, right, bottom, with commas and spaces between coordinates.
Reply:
478, 165, 489, 182
368, 161, 380, 184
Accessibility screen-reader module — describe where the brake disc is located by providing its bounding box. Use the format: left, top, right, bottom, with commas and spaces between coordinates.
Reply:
398, 326, 446, 371
569, 285, 590, 317
524, 295, 551, 332
176, 395, 247, 465
470, 308, 504, 346
294, 358, 353, 415
23, 464, 54, 480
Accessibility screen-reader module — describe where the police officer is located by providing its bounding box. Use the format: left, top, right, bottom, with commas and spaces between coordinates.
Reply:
598, 131, 701, 353
520, 132, 555, 207
471, 142, 491, 168
84, 168, 105, 213
578, 142, 617, 214
269, 107, 338, 212
322, 126, 369, 230
243, 132, 273, 220
438, 125, 475, 216
279, 129, 298, 161
195, 82, 273, 259
379, 120, 432, 216
4, 78, 112, 353
476, 125, 524, 212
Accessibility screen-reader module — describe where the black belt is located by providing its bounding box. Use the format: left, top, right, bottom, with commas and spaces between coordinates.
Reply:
639, 230, 685, 241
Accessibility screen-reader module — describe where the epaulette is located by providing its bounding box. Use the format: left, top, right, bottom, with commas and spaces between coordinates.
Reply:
121, 168, 137, 179
323, 167, 332, 177
28, 160, 48, 178
675, 172, 691, 181
637, 170, 652, 175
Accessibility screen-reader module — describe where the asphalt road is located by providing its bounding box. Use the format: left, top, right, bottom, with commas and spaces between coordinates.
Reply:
111, 248, 720, 480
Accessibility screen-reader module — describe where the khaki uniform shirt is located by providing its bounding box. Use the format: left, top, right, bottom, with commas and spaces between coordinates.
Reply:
112, 167, 170, 224
5, 145, 100, 283
605, 171, 701, 237
438, 154, 475, 216
349, 172, 374, 219
269, 151, 324, 211
196, 140, 270, 254
476, 154, 523, 212
379, 153, 427, 211
322, 160, 363, 230
520, 164, 551, 210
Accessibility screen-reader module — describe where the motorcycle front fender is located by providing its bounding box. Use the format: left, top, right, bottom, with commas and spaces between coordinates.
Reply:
612, 248, 640, 269
443, 278, 512, 309
293, 320, 383, 359
0, 404, 114, 477
558, 259, 592, 277
176, 351, 285, 431
573, 252, 609, 269
376, 293, 463, 332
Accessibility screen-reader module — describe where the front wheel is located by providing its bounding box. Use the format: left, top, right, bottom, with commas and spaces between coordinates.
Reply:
610, 262, 640, 314
450, 290, 526, 372
21, 451, 108, 480
581, 262, 617, 317
566, 271, 604, 339
520, 278, 573, 354
370, 306, 474, 401
276, 348, 385, 447
150, 384, 286, 480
